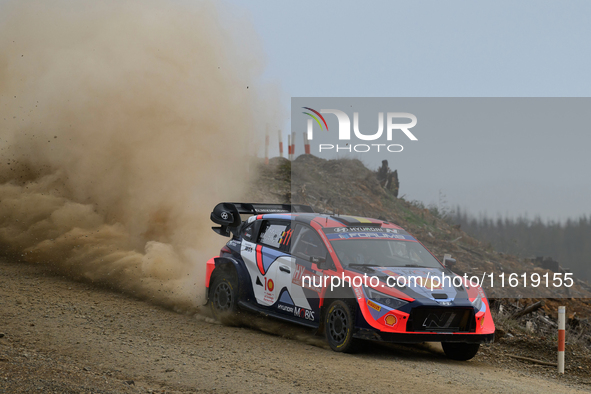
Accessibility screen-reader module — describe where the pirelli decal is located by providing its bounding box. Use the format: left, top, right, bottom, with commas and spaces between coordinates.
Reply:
367, 299, 381, 312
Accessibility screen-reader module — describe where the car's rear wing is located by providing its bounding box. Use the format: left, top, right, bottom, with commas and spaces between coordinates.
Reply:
210, 202, 314, 237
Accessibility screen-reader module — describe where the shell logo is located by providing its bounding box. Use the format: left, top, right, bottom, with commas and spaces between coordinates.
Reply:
384, 314, 397, 327
267, 279, 274, 292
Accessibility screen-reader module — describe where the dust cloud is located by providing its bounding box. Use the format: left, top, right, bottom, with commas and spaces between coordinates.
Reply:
0, 0, 280, 312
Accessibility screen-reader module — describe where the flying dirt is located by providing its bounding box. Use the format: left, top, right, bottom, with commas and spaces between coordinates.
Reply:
0, 0, 282, 311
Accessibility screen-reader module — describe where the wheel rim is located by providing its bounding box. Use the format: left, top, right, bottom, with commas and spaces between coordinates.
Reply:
328, 307, 348, 343
213, 282, 232, 312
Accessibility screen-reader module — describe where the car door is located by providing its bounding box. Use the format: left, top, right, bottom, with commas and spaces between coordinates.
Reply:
240, 219, 292, 308
286, 224, 334, 323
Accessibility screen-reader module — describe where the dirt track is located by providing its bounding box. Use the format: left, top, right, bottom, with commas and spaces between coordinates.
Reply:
0, 258, 588, 394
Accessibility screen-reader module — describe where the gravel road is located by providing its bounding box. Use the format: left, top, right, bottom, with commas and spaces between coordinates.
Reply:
0, 259, 587, 393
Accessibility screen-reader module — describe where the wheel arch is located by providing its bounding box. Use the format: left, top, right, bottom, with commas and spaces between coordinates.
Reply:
320, 285, 358, 328
206, 257, 252, 304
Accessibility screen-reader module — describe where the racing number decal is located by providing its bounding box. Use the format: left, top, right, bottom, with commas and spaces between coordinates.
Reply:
279, 229, 293, 246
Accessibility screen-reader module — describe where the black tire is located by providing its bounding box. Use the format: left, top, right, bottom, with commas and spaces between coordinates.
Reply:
441, 342, 480, 361
209, 270, 239, 323
324, 299, 358, 353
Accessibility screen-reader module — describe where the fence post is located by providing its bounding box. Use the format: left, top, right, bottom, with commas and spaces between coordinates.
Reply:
558, 306, 565, 374
303, 131, 310, 154
278, 129, 283, 158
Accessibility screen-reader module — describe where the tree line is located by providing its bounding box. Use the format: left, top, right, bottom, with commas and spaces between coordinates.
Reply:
452, 208, 591, 283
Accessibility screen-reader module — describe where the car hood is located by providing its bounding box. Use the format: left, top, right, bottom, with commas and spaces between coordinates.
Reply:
347, 265, 474, 304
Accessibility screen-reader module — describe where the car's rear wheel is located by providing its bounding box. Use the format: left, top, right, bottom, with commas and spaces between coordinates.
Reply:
209, 271, 239, 323
324, 299, 358, 353
441, 342, 480, 361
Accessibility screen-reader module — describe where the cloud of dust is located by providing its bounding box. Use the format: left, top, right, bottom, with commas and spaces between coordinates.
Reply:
0, 0, 281, 312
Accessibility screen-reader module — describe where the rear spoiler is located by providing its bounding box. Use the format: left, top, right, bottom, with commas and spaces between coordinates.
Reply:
210, 202, 314, 237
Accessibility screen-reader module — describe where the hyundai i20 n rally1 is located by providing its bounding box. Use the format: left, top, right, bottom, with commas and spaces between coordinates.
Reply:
205, 202, 495, 360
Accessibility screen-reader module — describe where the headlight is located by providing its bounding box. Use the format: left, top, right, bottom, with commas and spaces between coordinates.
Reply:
365, 287, 408, 310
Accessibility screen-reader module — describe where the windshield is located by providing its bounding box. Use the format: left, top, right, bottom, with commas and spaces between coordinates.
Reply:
330, 238, 443, 269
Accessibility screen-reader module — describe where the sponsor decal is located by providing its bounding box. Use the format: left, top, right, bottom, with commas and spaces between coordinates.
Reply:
422, 312, 456, 329
263, 278, 275, 304
353, 287, 364, 299
384, 314, 397, 327
265, 278, 274, 292
333, 227, 398, 233
367, 299, 381, 312
244, 245, 253, 253
294, 306, 315, 321
262, 277, 276, 304
437, 301, 452, 306
278, 304, 294, 313
326, 232, 416, 241
292, 264, 306, 285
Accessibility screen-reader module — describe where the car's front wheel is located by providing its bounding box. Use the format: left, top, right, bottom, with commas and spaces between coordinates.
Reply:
324, 299, 358, 353
441, 342, 480, 361
209, 271, 239, 322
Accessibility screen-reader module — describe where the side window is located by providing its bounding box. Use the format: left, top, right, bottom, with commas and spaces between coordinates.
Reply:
241, 222, 256, 242
257, 220, 289, 249
290, 224, 327, 260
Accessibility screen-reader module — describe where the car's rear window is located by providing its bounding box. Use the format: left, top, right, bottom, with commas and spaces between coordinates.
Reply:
258, 222, 289, 249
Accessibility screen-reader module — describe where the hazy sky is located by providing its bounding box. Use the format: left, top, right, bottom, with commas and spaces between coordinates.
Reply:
223, 1, 591, 221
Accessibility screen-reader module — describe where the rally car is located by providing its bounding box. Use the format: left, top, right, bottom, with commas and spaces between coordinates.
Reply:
205, 202, 495, 360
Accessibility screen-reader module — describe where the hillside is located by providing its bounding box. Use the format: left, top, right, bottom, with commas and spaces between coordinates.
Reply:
251, 155, 591, 298
249, 155, 591, 375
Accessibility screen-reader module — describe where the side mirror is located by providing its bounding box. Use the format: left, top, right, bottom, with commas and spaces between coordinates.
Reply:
310, 255, 331, 270
442, 254, 456, 268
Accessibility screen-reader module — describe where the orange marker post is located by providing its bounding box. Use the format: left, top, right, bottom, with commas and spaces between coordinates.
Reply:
558, 306, 565, 373
303, 132, 310, 154
278, 129, 283, 158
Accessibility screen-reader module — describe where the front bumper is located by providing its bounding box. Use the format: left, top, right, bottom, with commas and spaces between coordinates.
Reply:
354, 329, 495, 344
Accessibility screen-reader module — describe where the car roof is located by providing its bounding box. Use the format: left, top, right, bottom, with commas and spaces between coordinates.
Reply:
255, 212, 405, 230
